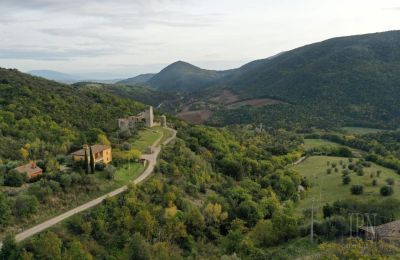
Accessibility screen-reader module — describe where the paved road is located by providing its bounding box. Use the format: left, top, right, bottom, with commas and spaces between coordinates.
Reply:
1, 128, 177, 247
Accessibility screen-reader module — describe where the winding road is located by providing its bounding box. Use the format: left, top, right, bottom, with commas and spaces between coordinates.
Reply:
1, 128, 177, 248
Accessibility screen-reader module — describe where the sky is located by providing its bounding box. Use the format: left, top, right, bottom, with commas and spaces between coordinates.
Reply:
1, 0, 400, 78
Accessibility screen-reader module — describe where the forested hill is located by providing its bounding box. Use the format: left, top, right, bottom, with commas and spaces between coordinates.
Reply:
0, 68, 145, 160
147, 61, 234, 92
227, 30, 400, 104
116, 73, 156, 85
209, 30, 400, 128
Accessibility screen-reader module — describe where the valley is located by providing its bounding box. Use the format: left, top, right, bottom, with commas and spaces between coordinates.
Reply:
1, 29, 400, 259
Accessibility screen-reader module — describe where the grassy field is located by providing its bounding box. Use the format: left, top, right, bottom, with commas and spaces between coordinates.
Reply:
303, 139, 363, 157
294, 156, 400, 217
341, 127, 385, 135
303, 139, 341, 150
130, 126, 164, 152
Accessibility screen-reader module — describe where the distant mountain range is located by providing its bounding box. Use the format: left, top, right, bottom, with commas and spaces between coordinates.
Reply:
27, 70, 122, 84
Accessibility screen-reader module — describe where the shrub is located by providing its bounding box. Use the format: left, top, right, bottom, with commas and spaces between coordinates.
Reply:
95, 162, 105, 171
104, 164, 117, 180
380, 186, 394, 196
350, 185, 363, 195
342, 170, 349, 176
14, 195, 39, 218
386, 178, 395, 186
372, 179, 378, 186
356, 169, 364, 176
121, 142, 132, 151
326, 169, 332, 175
4, 170, 27, 187
118, 129, 132, 139
342, 175, 351, 185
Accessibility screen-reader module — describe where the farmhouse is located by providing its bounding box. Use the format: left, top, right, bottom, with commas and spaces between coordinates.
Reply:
14, 162, 43, 179
71, 144, 112, 165
360, 220, 400, 242
118, 106, 154, 129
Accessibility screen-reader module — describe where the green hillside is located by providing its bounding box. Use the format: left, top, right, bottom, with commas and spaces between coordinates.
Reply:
0, 68, 145, 160
116, 73, 155, 85
72, 81, 175, 107
209, 31, 400, 128
148, 61, 234, 92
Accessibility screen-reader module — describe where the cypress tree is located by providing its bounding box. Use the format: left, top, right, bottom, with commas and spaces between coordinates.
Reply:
84, 148, 89, 174
89, 146, 95, 174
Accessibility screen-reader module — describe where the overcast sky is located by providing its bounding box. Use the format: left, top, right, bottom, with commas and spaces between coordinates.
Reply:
1, 0, 400, 78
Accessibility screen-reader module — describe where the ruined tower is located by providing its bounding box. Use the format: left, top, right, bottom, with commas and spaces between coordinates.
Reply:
161, 115, 167, 127
145, 106, 154, 127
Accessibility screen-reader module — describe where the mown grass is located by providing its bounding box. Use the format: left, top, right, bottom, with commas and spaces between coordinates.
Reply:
130, 127, 163, 152
294, 156, 400, 217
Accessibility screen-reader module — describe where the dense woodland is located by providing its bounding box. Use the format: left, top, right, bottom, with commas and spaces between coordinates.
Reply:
0, 68, 144, 161
0, 122, 398, 259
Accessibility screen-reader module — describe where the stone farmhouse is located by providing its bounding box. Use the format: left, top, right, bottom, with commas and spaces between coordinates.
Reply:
71, 144, 112, 165
118, 106, 154, 129
360, 220, 400, 242
14, 162, 43, 179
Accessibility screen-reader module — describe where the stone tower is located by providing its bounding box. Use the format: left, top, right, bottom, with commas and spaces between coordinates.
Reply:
161, 115, 167, 127
145, 106, 154, 127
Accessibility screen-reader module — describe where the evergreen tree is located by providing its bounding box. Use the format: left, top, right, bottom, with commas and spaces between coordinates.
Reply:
84, 148, 89, 174
89, 146, 95, 174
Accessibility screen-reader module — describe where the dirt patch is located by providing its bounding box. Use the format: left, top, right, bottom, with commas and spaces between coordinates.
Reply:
178, 110, 213, 124
228, 98, 284, 108
209, 90, 239, 104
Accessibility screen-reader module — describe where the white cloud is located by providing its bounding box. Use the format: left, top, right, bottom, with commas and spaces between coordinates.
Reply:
0, 0, 399, 77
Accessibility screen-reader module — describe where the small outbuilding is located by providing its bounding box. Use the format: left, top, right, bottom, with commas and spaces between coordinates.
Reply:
14, 162, 43, 179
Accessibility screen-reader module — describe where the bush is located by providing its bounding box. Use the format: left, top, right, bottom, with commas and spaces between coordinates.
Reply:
4, 170, 27, 187
350, 185, 363, 195
380, 186, 394, 196
121, 142, 132, 151
326, 169, 332, 175
14, 195, 39, 218
95, 162, 105, 171
372, 179, 378, 186
104, 164, 117, 180
343, 175, 351, 185
118, 129, 132, 139
386, 178, 395, 186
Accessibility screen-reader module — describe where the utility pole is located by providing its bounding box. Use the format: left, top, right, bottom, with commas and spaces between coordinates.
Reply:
310, 198, 314, 243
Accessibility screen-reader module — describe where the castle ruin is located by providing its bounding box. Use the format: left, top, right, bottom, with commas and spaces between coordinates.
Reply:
118, 106, 154, 129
